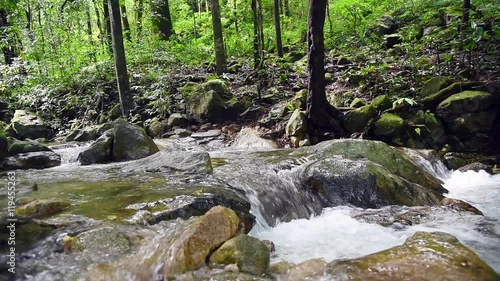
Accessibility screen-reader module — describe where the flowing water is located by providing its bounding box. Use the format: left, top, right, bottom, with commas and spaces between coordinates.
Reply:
2, 139, 500, 280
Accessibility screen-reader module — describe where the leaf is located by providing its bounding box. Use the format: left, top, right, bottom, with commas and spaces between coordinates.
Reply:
415, 127, 421, 135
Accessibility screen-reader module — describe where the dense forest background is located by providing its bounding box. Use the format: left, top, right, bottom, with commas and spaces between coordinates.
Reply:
1, 0, 500, 148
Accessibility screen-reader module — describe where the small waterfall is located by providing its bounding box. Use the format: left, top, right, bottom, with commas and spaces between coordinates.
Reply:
50, 142, 91, 165
402, 148, 451, 181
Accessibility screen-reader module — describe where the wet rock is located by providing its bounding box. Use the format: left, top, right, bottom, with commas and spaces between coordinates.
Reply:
147, 118, 169, 138
373, 112, 404, 138
440, 198, 483, 215
0, 215, 56, 252
1, 151, 61, 170
283, 259, 327, 281
344, 105, 377, 133
191, 129, 222, 139
181, 79, 244, 123
135, 188, 254, 233
262, 240, 275, 252
209, 234, 270, 275
334, 231, 498, 281
8, 139, 51, 156
419, 77, 454, 98
72, 226, 131, 255
371, 94, 392, 111
121, 150, 213, 175
77, 129, 113, 165
163, 206, 240, 278
167, 113, 190, 127
10, 110, 50, 140
231, 128, 278, 150
16, 198, 70, 218
112, 118, 159, 161
458, 162, 493, 174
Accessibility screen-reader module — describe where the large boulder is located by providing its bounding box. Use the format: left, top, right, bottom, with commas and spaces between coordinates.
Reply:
436, 91, 497, 150
1, 151, 61, 170
231, 128, 278, 150
10, 110, 50, 140
180, 79, 245, 123
65, 123, 114, 142
209, 234, 270, 275
163, 206, 241, 278
77, 129, 113, 165
334, 231, 498, 281
112, 118, 159, 162
344, 105, 377, 133
367, 15, 397, 36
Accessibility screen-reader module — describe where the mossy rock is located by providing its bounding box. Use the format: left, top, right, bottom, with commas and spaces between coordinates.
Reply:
419, 77, 454, 98
8, 139, 51, 156
367, 15, 397, 36
209, 234, 270, 275
350, 97, 366, 108
163, 206, 241, 279
0, 131, 8, 160
10, 110, 50, 140
285, 109, 308, 139
147, 118, 169, 138
374, 113, 404, 138
109, 104, 123, 120
437, 91, 492, 114
112, 118, 159, 162
338, 231, 498, 281
344, 105, 377, 133
422, 82, 482, 110
77, 129, 113, 165
371, 95, 392, 111
15, 198, 71, 218
0, 217, 55, 252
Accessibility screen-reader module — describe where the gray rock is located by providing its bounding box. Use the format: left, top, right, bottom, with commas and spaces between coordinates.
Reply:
191, 129, 222, 139
1, 151, 61, 170
231, 128, 278, 150
8, 139, 51, 156
77, 129, 113, 165
121, 150, 213, 175
112, 118, 159, 162
167, 113, 190, 127
10, 110, 50, 140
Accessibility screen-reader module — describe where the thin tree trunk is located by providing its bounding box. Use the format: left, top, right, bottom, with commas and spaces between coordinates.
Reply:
233, 0, 238, 33
306, 0, 344, 142
274, 0, 283, 57
462, 0, 470, 29
136, 0, 144, 37
86, 7, 93, 37
120, 3, 131, 41
326, 0, 333, 37
108, 0, 134, 116
152, 0, 175, 40
284, 0, 290, 16
210, 0, 226, 75
0, 9, 20, 65
92, 0, 103, 37
252, 0, 260, 68
103, 0, 112, 52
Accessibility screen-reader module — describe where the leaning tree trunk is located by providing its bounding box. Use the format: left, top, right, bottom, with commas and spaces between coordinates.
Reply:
210, 0, 227, 75
274, 0, 283, 57
151, 0, 175, 40
306, 0, 344, 142
108, 0, 134, 117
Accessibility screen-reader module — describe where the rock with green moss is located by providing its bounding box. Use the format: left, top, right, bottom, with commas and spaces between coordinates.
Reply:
420, 77, 453, 98
374, 113, 405, 138
163, 206, 241, 278
77, 129, 113, 165
371, 94, 392, 111
367, 15, 397, 36
344, 105, 377, 133
437, 91, 493, 116
10, 110, 50, 140
16, 198, 70, 218
350, 98, 366, 108
0, 215, 55, 252
112, 118, 159, 162
209, 234, 270, 275
0, 131, 8, 160
109, 104, 122, 120
8, 139, 51, 156
422, 81, 482, 109
281, 90, 308, 117
180, 79, 244, 123
147, 118, 169, 138
167, 113, 190, 127
334, 231, 498, 281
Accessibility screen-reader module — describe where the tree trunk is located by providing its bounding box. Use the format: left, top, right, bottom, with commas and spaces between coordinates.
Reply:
462, 0, 470, 27
0, 9, 20, 65
120, 3, 131, 41
284, 0, 290, 16
151, 0, 175, 40
252, 0, 259, 68
86, 7, 93, 37
233, 0, 238, 33
306, 0, 344, 142
92, 0, 103, 37
103, 0, 112, 52
274, 0, 283, 57
136, 0, 144, 37
210, 0, 227, 75
108, 0, 134, 117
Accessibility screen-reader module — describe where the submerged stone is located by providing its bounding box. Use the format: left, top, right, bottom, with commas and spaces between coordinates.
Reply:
16, 198, 71, 218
